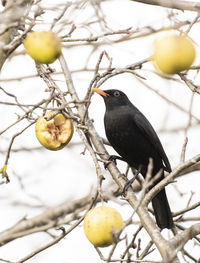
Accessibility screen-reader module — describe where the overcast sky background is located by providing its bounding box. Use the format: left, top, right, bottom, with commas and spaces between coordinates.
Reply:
0, 0, 200, 262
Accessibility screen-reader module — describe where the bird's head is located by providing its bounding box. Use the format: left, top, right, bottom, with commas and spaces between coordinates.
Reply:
92, 88, 130, 110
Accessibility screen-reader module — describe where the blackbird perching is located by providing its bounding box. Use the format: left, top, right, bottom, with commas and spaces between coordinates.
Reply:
93, 88, 173, 229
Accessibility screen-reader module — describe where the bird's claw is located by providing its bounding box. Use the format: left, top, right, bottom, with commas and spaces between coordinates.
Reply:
104, 155, 121, 169
121, 170, 140, 194
122, 178, 135, 194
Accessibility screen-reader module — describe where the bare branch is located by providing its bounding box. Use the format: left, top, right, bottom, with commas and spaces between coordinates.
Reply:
142, 154, 200, 207
0, 0, 33, 70
130, 0, 200, 12
171, 223, 200, 249
0, 194, 93, 246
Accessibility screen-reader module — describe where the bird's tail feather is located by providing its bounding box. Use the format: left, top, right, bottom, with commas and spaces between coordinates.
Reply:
152, 188, 173, 229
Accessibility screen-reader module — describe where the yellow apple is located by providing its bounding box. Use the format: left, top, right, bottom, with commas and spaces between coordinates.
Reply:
153, 34, 195, 74
24, 31, 61, 64
83, 206, 123, 247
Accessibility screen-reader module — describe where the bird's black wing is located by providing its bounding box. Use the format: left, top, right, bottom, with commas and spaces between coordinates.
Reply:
132, 108, 171, 172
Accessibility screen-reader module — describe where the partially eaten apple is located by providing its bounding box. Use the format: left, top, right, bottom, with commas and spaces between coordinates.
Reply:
35, 111, 73, 150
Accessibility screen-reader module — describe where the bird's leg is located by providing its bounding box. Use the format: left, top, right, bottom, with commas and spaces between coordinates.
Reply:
122, 167, 141, 194
104, 155, 125, 169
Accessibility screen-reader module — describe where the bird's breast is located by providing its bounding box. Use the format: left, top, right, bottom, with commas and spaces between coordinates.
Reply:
104, 109, 138, 157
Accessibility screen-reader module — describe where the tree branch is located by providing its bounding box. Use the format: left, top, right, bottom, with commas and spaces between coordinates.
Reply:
0, 0, 33, 70
142, 154, 200, 207
130, 0, 200, 12
171, 223, 200, 249
0, 194, 93, 246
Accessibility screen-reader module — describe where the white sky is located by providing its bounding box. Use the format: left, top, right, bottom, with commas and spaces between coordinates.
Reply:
0, 0, 200, 262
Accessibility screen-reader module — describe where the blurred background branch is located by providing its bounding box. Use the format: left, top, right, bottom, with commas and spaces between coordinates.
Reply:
130, 0, 200, 12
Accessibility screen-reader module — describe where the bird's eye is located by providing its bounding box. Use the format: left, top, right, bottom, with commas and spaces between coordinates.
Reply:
113, 91, 120, 97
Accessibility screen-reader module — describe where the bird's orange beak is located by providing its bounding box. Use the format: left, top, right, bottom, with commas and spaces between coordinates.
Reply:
92, 88, 109, 97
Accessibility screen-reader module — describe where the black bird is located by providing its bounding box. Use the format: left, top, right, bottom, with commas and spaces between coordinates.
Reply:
93, 88, 173, 229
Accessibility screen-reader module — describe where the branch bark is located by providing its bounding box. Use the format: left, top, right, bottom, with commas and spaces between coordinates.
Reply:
0, 0, 32, 71
171, 223, 200, 250
130, 0, 200, 12
0, 194, 92, 246
143, 154, 200, 207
